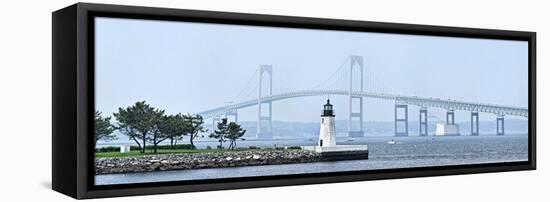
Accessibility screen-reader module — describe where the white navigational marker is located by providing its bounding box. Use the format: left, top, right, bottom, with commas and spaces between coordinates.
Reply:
303, 99, 369, 161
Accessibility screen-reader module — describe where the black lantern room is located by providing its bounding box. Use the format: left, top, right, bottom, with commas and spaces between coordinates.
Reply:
322, 99, 335, 117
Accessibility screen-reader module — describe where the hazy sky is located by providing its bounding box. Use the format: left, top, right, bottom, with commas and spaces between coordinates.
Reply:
95, 17, 528, 123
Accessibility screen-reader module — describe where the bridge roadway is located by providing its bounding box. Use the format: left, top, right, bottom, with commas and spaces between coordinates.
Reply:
195, 90, 528, 118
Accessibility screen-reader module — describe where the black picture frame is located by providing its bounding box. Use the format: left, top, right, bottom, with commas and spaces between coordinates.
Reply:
52, 3, 536, 199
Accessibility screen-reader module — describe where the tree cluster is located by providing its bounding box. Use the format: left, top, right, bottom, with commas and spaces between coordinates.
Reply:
209, 118, 246, 150
95, 101, 208, 154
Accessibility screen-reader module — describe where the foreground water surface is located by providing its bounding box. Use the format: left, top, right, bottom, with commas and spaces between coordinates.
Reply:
95, 135, 528, 185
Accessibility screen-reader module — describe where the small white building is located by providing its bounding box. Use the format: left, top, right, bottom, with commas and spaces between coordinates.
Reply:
435, 123, 460, 136
120, 145, 131, 153
319, 99, 336, 147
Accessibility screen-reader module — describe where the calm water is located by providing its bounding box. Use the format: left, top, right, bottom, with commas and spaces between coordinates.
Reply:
95, 134, 528, 185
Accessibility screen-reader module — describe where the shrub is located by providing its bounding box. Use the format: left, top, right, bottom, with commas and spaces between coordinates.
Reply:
206, 146, 212, 150
95, 144, 194, 152
248, 146, 260, 150
144, 144, 194, 150
95, 146, 119, 153
287, 146, 302, 150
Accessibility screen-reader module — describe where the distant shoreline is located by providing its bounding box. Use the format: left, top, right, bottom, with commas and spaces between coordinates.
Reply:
96, 133, 529, 148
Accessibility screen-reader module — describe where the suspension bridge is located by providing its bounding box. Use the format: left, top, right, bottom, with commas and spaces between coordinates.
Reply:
195, 55, 528, 138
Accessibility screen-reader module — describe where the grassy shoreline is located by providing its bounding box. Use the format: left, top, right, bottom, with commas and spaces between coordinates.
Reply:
96, 149, 214, 158
95, 145, 302, 158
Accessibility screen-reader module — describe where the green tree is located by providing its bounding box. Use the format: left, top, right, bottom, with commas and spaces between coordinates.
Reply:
94, 111, 116, 146
209, 118, 228, 149
146, 110, 167, 153
113, 101, 162, 153
226, 122, 246, 150
158, 114, 187, 149
183, 114, 208, 149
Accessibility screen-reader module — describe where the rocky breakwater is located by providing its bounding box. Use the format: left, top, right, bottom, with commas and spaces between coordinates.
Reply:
95, 150, 322, 175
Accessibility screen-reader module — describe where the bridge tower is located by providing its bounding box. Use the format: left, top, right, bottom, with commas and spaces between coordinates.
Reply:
419, 107, 428, 136
348, 55, 365, 137
394, 102, 408, 136
471, 111, 479, 136
446, 110, 455, 125
496, 115, 505, 135
257, 65, 273, 138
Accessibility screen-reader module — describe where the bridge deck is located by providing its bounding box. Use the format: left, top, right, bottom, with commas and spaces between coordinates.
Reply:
196, 90, 528, 118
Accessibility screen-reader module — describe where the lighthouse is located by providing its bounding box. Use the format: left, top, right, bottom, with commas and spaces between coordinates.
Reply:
319, 99, 336, 147
303, 98, 369, 160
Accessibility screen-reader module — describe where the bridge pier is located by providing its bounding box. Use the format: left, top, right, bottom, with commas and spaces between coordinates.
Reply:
446, 110, 455, 125
211, 116, 220, 132
257, 65, 273, 138
471, 112, 479, 136
419, 107, 428, 136
224, 110, 238, 123
497, 115, 505, 135
223, 102, 238, 123
394, 104, 408, 137
348, 55, 364, 137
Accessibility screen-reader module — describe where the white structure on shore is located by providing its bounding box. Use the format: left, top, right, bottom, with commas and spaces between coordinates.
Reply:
435, 123, 460, 136
302, 99, 369, 160
120, 145, 130, 153
319, 99, 336, 147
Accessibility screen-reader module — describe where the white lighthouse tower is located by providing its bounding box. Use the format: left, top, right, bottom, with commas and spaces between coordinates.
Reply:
319, 99, 336, 147
303, 98, 368, 160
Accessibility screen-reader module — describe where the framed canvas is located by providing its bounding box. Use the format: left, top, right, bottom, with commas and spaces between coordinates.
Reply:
52, 3, 536, 199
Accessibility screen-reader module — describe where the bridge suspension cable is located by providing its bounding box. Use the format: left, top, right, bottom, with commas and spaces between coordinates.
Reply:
310, 57, 350, 91
232, 68, 259, 102
242, 84, 259, 101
